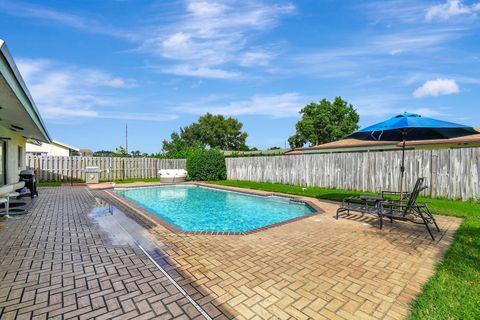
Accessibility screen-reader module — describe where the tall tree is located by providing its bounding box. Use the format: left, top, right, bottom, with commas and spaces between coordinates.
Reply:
93, 150, 114, 157
130, 150, 142, 157
115, 146, 128, 157
162, 113, 249, 152
288, 97, 360, 148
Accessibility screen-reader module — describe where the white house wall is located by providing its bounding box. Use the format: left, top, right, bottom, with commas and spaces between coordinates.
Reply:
0, 125, 26, 184
26, 142, 71, 156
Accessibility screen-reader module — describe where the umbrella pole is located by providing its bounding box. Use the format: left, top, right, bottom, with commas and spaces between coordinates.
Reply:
399, 130, 406, 200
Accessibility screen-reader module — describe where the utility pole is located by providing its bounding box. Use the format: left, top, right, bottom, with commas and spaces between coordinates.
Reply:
125, 123, 128, 155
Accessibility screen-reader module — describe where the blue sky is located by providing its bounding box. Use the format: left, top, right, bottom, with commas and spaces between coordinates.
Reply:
1, 0, 479, 152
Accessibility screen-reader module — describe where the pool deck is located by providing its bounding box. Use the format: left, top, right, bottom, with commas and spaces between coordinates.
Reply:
0, 184, 461, 319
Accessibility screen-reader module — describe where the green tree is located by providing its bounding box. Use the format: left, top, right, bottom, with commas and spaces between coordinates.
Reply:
114, 146, 128, 157
130, 150, 141, 157
162, 132, 191, 154
288, 97, 360, 148
162, 113, 249, 152
93, 150, 114, 157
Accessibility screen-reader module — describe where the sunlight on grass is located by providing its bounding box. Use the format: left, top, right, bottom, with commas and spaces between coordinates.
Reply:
112, 178, 160, 184
37, 181, 63, 187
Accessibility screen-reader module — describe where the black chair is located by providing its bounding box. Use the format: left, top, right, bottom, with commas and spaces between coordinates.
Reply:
336, 178, 440, 240
378, 178, 440, 240
336, 194, 383, 220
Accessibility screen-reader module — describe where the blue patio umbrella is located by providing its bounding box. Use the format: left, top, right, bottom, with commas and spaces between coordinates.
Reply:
348, 113, 477, 197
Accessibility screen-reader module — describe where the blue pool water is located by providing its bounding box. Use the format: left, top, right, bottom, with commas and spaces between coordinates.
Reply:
115, 185, 315, 232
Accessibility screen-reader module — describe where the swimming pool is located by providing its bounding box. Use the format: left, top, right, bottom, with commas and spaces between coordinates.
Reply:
114, 185, 316, 233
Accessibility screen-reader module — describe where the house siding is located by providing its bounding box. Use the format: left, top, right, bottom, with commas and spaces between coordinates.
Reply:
26, 142, 71, 157
0, 126, 26, 184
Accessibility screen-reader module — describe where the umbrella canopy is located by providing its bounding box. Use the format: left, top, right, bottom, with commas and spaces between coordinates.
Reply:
349, 113, 477, 141
348, 113, 477, 198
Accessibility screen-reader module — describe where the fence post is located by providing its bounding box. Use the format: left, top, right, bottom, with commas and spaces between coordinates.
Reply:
123, 158, 125, 180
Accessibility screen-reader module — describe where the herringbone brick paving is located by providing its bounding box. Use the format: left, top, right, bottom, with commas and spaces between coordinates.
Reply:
102, 183, 461, 320
0, 187, 232, 319
0, 185, 461, 319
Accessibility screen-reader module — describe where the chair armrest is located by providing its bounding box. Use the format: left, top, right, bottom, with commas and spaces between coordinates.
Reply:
414, 201, 431, 207
380, 199, 409, 209
340, 196, 365, 207
381, 190, 400, 195
381, 190, 410, 198
343, 195, 362, 201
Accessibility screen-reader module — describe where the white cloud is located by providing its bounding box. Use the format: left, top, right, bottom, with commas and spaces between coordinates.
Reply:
361, 1, 428, 24
13, 59, 50, 80
372, 29, 462, 55
239, 51, 274, 67
184, 92, 449, 120
186, 1, 228, 17
411, 107, 447, 117
346, 92, 451, 120
0, 1, 137, 40
141, 0, 295, 78
413, 78, 460, 97
175, 92, 307, 118
426, 0, 480, 21
16, 58, 174, 121
42, 107, 98, 118
291, 28, 462, 79
161, 65, 242, 79
97, 112, 178, 121
0, 0, 293, 77
347, 93, 408, 117
83, 70, 137, 88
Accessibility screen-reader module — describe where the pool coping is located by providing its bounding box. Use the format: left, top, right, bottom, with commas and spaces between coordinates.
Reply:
103, 183, 324, 236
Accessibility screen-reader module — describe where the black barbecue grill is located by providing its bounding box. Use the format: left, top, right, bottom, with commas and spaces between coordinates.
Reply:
19, 169, 38, 198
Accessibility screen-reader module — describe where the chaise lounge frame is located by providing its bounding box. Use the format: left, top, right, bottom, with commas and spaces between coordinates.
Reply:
336, 177, 441, 240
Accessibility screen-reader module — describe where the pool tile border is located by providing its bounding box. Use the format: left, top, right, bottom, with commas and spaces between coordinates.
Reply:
103, 183, 324, 236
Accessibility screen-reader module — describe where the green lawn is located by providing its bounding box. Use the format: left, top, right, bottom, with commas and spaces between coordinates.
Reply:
37, 181, 63, 187
208, 180, 480, 320
38, 178, 85, 187
38, 178, 161, 186
111, 177, 160, 184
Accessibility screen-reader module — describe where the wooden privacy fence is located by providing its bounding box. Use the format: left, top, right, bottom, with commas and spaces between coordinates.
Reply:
26, 156, 186, 182
226, 147, 480, 200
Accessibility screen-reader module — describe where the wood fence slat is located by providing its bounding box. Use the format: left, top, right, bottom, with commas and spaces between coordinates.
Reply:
25, 148, 478, 200
24, 156, 186, 183
225, 148, 480, 200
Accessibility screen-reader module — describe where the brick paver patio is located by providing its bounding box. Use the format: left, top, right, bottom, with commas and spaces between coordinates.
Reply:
0, 187, 231, 319
1, 185, 461, 319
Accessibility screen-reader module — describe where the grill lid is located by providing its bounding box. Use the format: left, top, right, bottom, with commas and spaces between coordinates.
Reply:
19, 169, 35, 176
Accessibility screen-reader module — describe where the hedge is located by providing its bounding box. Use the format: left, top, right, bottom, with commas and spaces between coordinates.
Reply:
186, 149, 227, 181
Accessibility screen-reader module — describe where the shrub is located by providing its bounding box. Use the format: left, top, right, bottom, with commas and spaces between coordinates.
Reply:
187, 149, 226, 181
151, 143, 204, 159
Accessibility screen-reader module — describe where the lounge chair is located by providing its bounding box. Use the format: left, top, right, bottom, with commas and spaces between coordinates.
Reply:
7, 181, 28, 215
336, 178, 440, 240
336, 194, 383, 220
158, 169, 187, 183
0, 184, 13, 217
0, 182, 28, 217
378, 179, 440, 240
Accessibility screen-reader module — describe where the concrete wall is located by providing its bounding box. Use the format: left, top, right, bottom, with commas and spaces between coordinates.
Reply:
0, 125, 26, 185
26, 142, 71, 157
